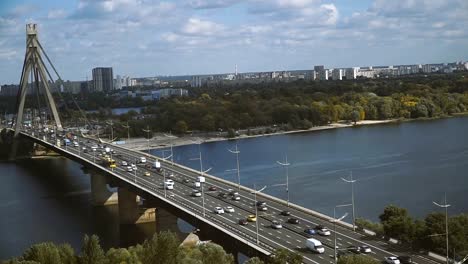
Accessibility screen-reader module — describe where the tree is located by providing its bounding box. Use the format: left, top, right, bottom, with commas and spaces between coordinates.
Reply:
379, 205, 416, 243
269, 248, 302, 264
141, 231, 180, 264
174, 120, 188, 134
79, 234, 106, 264
106, 248, 137, 263
200, 114, 216, 131
21, 242, 62, 264
337, 255, 379, 264
198, 243, 234, 264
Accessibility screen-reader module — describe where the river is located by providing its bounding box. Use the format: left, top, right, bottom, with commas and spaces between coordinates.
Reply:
1, 116, 467, 259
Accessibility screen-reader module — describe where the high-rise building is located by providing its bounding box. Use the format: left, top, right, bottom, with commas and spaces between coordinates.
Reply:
345, 68, 358, 79
92, 67, 113, 92
314, 65, 328, 80
332, 69, 343, 80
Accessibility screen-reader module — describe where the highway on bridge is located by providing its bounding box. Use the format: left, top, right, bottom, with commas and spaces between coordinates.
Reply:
21, 129, 440, 264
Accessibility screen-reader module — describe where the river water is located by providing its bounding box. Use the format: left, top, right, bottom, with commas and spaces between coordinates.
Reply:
1, 116, 467, 259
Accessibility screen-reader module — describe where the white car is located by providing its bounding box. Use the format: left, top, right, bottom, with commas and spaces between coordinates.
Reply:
360, 245, 372, 253
258, 206, 268, 211
126, 166, 133, 172
271, 221, 283, 229
317, 228, 331, 236
232, 195, 240, 201
121, 161, 128, 166
131, 164, 137, 170
192, 190, 201, 197
385, 256, 400, 264
224, 206, 235, 213
164, 179, 175, 190
214, 207, 225, 214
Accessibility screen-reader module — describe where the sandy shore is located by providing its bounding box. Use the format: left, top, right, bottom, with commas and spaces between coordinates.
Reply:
119, 119, 398, 151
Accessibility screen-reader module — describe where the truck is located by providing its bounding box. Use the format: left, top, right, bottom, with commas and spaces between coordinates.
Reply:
153, 160, 161, 172
306, 238, 325, 254
197, 176, 205, 183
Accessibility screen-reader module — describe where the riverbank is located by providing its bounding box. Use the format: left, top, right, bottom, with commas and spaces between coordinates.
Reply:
121, 119, 398, 151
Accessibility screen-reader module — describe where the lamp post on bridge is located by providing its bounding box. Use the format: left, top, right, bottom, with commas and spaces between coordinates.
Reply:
433, 194, 451, 264
341, 171, 357, 231
122, 121, 130, 142
163, 132, 176, 167
227, 143, 241, 190
106, 120, 114, 142
275, 155, 291, 207
251, 184, 267, 245
190, 140, 211, 217
331, 204, 351, 264
142, 126, 151, 154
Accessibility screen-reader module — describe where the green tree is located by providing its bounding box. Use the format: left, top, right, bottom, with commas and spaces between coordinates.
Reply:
337, 254, 379, 264
79, 234, 106, 264
198, 243, 234, 264
269, 248, 302, 264
21, 242, 62, 264
141, 231, 180, 264
379, 205, 416, 243
200, 114, 216, 131
174, 120, 188, 134
106, 247, 138, 264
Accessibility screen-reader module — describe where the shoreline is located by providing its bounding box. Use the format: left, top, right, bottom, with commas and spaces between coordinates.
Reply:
122, 119, 399, 151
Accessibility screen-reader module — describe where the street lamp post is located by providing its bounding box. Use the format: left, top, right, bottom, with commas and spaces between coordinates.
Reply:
276, 155, 291, 206
134, 158, 137, 183
163, 133, 175, 167
341, 171, 357, 231
251, 184, 267, 245
122, 121, 130, 142
433, 194, 451, 264
227, 143, 241, 190
142, 126, 151, 153
332, 204, 351, 264
163, 170, 167, 197
92, 148, 96, 163
189, 141, 211, 217
106, 120, 114, 142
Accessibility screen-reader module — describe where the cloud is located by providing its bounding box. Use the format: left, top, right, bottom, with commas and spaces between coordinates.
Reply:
186, 0, 241, 9
48, 9, 67, 19
181, 18, 225, 36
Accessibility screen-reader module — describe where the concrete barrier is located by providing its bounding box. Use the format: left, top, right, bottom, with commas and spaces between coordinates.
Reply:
428, 251, 447, 262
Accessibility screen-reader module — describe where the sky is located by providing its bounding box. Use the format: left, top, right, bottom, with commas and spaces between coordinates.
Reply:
0, 0, 467, 84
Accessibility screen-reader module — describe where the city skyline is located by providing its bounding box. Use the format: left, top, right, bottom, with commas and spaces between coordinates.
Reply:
0, 0, 467, 84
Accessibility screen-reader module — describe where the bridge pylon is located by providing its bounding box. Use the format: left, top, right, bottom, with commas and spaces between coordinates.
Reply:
14, 24, 62, 136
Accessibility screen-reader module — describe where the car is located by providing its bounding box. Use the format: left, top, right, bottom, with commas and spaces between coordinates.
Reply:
232, 195, 240, 201
238, 219, 248, 225
208, 186, 217, 191
256, 201, 266, 207
218, 192, 228, 199
183, 178, 190, 183
121, 161, 128, 166
229, 191, 239, 196
280, 210, 291, 216
126, 166, 133, 172
169, 173, 174, 178
347, 246, 361, 254
397, 256, 413, 264
385, 256, 401, 264
144, 171, 150, 177
360, 245, 372, 253
288, 218, 299, 224
258, 206, 268, 211
191, 190, 201, 197
247, 215, 257, 222
303, 228, 316, 237
214, 207, 224, 214
317, 228, 331, 236
224, 206, 235, 213
271, 220, 283, 229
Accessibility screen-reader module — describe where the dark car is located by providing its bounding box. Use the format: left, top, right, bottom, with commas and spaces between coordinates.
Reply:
256, 201, 266, 207
280, 210, 291, 216
315, 224, 325, 230
183, 178, 190, 183
303, 228, 316, 237
398, 256, 413, 264
347, 246, 361, 254
208, 186, 217, 191
238, 219, 248, 225
288, 218, 299, 224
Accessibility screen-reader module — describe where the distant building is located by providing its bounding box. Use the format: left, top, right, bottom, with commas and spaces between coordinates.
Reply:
92, 67, 113, 92
191, 76, 202, 87
345, 68, 358, 80
0, 84, 20, 96
332, 69, 343, 80
357, 69, 376, 78
314, 65, 328, 80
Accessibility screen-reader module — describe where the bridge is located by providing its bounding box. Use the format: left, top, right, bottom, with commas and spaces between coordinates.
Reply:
3, 24, 443, 264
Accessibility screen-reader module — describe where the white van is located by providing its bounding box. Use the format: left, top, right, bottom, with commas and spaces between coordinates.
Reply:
197, 176, 205, 183
140, 157, 147, 163
306, 238, 325, 254
164, 179, 174, 190
194, 181, 201, 188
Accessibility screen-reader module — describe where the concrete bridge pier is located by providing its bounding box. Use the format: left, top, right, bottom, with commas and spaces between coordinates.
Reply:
118, 186, 155, 225
90, 172, 118, 206
155, 206, 186, 240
